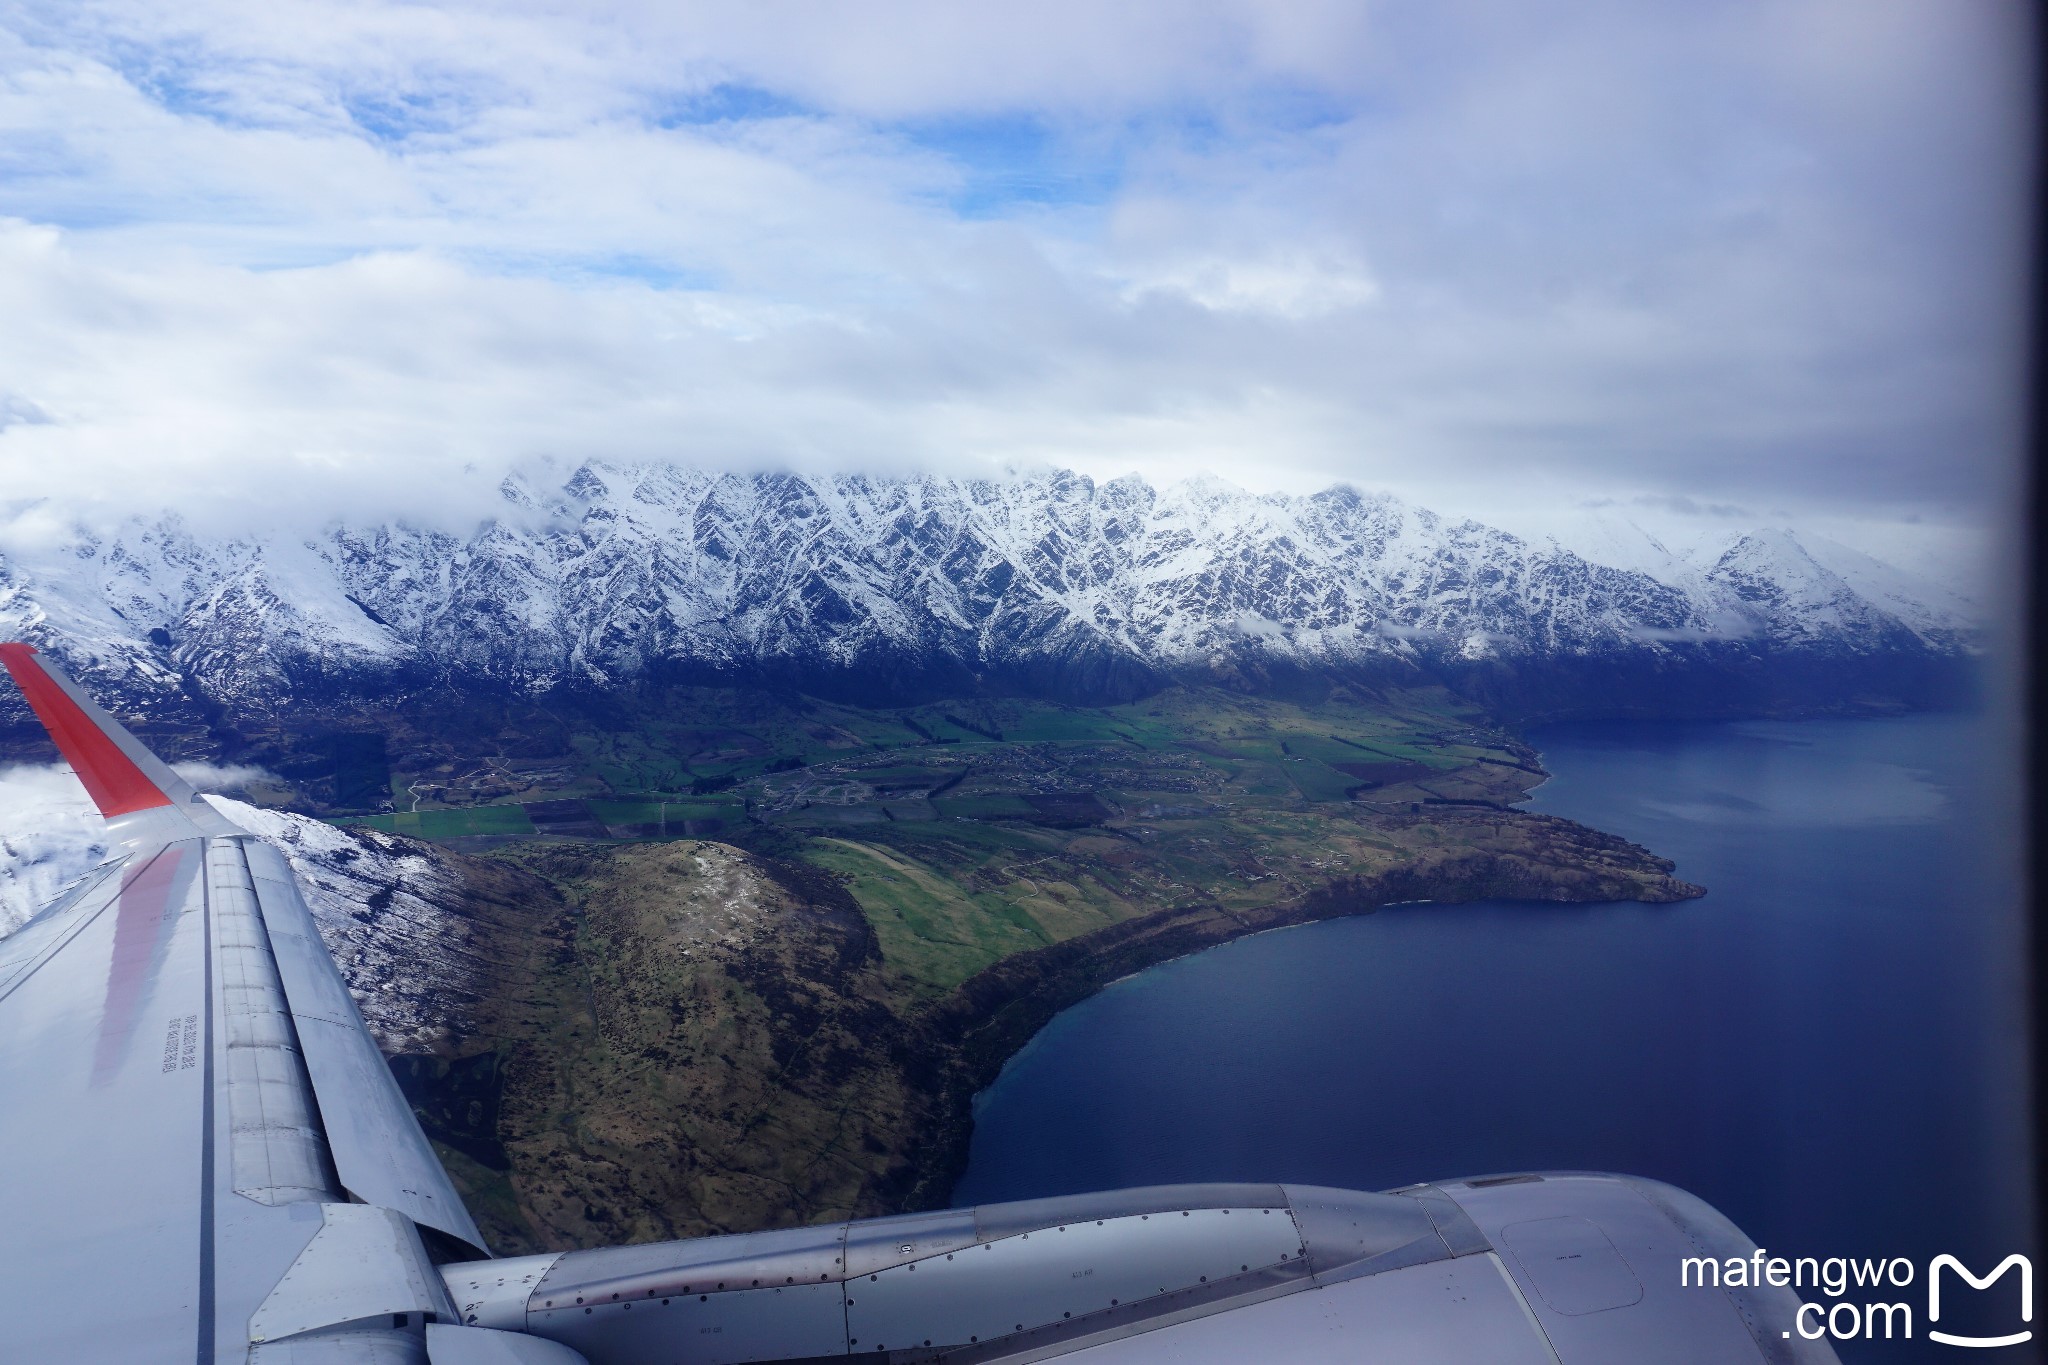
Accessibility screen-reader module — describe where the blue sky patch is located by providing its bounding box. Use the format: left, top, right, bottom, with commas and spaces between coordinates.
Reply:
896, 113, 1123, 216
656, 83, 811, 128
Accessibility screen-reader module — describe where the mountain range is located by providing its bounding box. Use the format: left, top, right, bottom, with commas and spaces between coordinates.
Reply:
0, 464, 1977, 730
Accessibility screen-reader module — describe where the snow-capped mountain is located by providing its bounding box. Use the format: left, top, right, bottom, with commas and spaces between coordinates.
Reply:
1528, 512, 1978, 653
0, 464, 1977, 725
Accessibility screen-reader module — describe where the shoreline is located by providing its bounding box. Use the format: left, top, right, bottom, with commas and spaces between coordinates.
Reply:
891, 811, 1702, 1212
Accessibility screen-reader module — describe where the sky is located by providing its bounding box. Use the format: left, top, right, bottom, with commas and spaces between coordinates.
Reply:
0, 0, 2034, 569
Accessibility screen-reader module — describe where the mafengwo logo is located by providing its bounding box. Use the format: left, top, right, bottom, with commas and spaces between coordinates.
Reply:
1683, 1250, 2032, 1347
1928, 1255, 2031, 1350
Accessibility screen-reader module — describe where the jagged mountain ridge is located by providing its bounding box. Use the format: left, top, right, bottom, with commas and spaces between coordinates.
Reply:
0, 464, 1974, 720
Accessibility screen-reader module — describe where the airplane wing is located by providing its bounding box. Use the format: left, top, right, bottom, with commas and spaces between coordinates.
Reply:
0, 644, 1836, 1364
0, 644, 502, 1363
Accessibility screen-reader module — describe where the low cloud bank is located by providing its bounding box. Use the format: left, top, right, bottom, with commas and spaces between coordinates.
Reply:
0, 765, 108, 937
0, 762, 281, 936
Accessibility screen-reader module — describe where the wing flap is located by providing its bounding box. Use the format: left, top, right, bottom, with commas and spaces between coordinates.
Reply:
245, 838, 490, 1257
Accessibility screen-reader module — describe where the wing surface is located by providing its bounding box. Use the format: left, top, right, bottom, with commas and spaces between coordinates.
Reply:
1, 829, 223, 1360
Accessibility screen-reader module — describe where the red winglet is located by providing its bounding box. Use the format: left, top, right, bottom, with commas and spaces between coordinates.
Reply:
0, 643, 175, 817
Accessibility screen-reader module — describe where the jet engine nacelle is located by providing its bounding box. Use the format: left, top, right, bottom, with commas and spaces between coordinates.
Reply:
441, 1173, 1837, 1364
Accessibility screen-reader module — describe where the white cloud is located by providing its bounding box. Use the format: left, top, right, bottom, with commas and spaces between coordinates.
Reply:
0, 763, 108, 936
0, 0, 2029, 546
0, 761, 280, 936
170, 762, 276, 791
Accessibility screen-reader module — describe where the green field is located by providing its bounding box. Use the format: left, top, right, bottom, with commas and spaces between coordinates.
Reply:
287, 675, 1516, 834
344, 805, 537, 838
587, 798, 743, 826
932, 793, 1037, 820
324, 686, 1532, 958
802, 824, 1153, 993
344, 684, 1512, 825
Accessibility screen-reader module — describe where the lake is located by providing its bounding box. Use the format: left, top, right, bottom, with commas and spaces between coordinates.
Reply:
951, 713, 2032, 1359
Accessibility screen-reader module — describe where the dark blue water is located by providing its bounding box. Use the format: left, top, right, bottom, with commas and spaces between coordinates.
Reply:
953, 714, 2032, 1356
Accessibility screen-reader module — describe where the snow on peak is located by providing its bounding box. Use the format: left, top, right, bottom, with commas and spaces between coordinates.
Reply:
0, 464, 1974, 711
